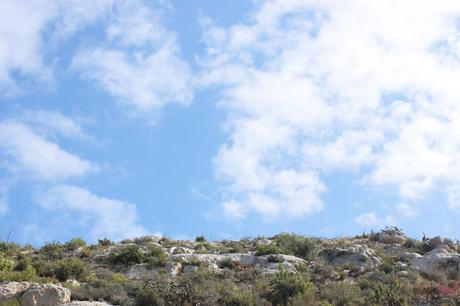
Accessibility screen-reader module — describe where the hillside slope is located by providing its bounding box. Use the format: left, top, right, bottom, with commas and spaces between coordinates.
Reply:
1, 227, 459, 305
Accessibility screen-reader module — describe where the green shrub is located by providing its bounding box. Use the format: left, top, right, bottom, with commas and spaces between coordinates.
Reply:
195, 236, 207, 242
379, 256, 400, 274
403, 238, 431, 255
0, 266, 37, 282
219, 258, 239, 269
54, 258, 89, 281
135, 285, 165, 306
0, 242, 21, 256
321, 281, 364, 306
256, 244, 283, 256
268, 255, 284, 263
146, 244, 167, 267
275, 233, 320, 260
98, 238, 113, 246
110, 273, 128, 284
1, 299, 21, 306
361, 276, 411, 306
32, 257, 55, 278
14, 254, 32, 272
72, 279, 131, 305
220, 284, 254, 306
41, 242, 64, 260
64, 238, 86, 251
111, 245, 145, 265
0, 252, 14, 272
269, 270, 312, 306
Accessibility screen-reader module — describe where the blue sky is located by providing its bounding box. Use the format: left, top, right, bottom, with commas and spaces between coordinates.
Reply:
2, 0, 460, 244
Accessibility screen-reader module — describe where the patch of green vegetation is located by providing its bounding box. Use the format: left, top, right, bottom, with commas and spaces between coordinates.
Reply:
256, 244, 283, 256
268, 270, 313, 306
220, 284, 254, 306
195, 235, 206, 242
54, 257, 90, 281
274, 233, 320, 260
321, 281, 365, 306
64, 237, 86, 251
219, 258, 240, 269
111, 245, 145, 265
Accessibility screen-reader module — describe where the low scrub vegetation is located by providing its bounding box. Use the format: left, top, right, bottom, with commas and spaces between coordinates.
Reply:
0, 229, 460, 305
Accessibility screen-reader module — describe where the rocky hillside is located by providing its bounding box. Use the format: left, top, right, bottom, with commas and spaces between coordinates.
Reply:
1, 227, 460, 305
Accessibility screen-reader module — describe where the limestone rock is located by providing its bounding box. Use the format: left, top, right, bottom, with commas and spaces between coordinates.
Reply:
183, 265, 199, 273
0, 282, 34, 303
256, 239, 272, 247
21, 284, 71, 306
400, 252, 422, 261
166, 261, 182, 277
410, 245, 460, 275
123, 264, 157, 280
64, 279, 80, 287
168, 253, 306, 274
320, 244, 381, 270
170, 246, 193, 255
427, 236, 455, 251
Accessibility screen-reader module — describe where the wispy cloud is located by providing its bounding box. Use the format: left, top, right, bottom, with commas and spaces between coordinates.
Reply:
201, 0, 460, 220
0, 0, 113, 96
0, 120, 96, 181
355, 212, 396, 229
72, 1, 192, 116
0, 110, 146, 241
35, 184, 146, 241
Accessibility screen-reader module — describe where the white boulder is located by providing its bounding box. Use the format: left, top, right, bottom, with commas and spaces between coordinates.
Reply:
21, 284, 71, 306
0, 282, 34, 303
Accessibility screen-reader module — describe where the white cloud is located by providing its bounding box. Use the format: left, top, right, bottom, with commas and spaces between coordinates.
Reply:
355, 212, 396, 229
0, 111, 97, 215
396, 202, 417, 218
20, 110, 90, 140
36, 184, 147, 240
0, 0, 113, 96
72, 1, 192, 114
222, 200, 246, 220
0, 120, 95, 181
201, 0, 460, 219
0, 0, 55, 95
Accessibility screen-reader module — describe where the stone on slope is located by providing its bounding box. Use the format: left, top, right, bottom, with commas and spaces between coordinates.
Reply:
20, 284, 71, 306
123, 264, 158, 280
319, 244, 381, 270
410, 245, 460, 275
0, 282, 34, 303
170, 246, 194, 255
168, 253, 306, 274
427, 236, 456, 251
166, 261, 182, 277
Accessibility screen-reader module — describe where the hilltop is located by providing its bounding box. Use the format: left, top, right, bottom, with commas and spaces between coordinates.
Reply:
1, 227, 460, 305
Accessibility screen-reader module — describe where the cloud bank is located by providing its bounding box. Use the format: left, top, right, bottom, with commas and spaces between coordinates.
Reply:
201, 0, 460, 220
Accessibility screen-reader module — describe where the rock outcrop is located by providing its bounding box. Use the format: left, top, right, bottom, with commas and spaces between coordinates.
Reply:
319, 244, 381, 271
411, 245, 460, 275
167, 253, 306, 275
0, 282, 34, 304
20, 284, 71, 306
